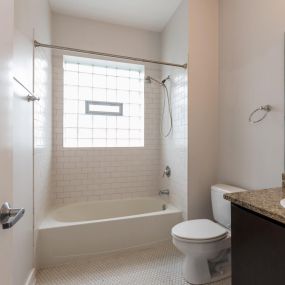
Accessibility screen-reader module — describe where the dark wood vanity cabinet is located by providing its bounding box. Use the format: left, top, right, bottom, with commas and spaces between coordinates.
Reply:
231, 204, 285, 285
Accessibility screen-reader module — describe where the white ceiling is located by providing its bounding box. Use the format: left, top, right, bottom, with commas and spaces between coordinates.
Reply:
49, 0, 183, 32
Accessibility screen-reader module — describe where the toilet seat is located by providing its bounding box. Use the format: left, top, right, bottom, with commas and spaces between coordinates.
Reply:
172, 219, 228, 242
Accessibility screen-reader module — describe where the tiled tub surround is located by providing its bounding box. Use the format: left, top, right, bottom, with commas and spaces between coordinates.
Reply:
52, 54, 162, 204
34, 47, 53, 239
224, 187, 285, 225
160, 0, 188, 220
160, 68, 188, 219
37, 197, 182, 267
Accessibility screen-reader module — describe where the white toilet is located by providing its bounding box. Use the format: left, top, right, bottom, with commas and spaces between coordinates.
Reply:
172, 184, 246, 285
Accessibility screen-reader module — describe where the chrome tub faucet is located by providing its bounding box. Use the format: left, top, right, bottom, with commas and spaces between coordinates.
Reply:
159, 189, 170, 196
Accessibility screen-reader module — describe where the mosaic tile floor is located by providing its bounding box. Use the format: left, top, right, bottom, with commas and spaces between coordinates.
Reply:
36, 242, 231, 285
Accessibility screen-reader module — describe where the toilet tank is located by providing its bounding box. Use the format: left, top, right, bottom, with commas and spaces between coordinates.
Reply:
211, 184, 247, 229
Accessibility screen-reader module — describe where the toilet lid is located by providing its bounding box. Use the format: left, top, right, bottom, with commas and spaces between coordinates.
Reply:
172, 219, 227, 241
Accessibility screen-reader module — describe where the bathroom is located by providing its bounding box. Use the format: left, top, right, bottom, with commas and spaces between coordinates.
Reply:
0, 0, 285, 284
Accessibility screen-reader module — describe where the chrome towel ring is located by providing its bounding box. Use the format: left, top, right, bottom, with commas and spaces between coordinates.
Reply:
248, 105, 272, 124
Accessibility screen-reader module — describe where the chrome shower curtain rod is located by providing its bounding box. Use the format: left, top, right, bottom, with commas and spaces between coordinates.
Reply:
34, 40, 188, 69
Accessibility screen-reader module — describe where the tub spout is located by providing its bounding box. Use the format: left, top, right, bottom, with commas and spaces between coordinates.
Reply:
159, 189, 170, 196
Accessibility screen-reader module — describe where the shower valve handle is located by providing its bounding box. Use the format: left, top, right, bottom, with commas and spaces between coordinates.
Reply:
162, 166, 171, 178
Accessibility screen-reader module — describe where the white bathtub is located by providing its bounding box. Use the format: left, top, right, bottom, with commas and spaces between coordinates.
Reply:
37, 197, 182, 267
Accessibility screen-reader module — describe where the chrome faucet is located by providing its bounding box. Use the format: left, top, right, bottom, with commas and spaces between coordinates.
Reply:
159, 189, 170, 196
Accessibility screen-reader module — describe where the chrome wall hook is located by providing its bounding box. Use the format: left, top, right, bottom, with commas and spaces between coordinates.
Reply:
27, 95, 40, 102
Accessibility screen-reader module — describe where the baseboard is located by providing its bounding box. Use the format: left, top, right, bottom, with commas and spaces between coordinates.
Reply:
25, 268, 36, 285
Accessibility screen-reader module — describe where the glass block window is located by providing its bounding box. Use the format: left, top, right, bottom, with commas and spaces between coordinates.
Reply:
63, 56, 144, 148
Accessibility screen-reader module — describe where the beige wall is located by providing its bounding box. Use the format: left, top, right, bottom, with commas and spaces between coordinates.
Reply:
14, 0, 52, 277
52, 13, 161, 60
187, 0, 284, 219
0, 2, 14, 284
219, 0, 284, 190
188, 0, 220, 219
161, 0, 189, 219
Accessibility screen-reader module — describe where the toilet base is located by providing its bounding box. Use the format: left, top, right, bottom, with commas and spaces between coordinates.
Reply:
182, 254, 231, 284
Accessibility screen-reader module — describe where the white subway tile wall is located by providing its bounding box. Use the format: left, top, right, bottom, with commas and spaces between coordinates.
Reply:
160, 68, 188, 219
52, 55, 161, 204
34, 47, 53, 235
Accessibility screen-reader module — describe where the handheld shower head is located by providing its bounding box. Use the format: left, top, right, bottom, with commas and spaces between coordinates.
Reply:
145, 75, 170, 85
144, 75, 173, 138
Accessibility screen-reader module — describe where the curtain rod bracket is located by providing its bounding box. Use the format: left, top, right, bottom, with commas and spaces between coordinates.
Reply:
34, 40, 41, 47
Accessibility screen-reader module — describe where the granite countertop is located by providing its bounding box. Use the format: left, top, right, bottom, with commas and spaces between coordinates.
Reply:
224, 187, 285, 225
